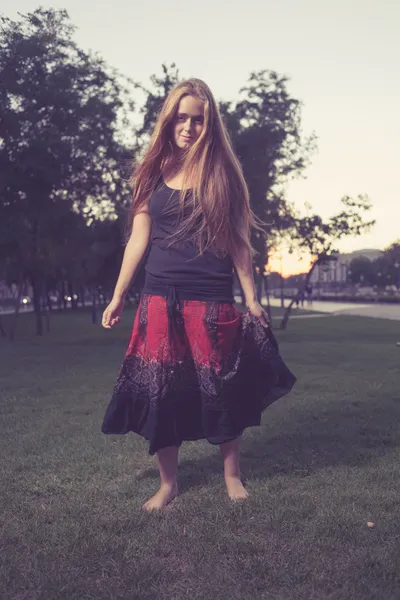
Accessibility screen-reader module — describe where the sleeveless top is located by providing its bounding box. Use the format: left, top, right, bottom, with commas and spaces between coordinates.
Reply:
142, 182, 235, 354
142, 183, 235, 303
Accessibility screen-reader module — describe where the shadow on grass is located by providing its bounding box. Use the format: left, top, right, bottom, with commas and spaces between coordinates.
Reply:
134, 387, 400, 494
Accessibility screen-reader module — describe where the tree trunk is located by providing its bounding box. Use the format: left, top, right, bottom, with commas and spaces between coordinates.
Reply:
280, 272, 285, 308
47, 292, 53, 311
279, 296, 297, 330
58, 280, 67, 310
256, 276, 263, 304
46, 281, 53, 312
42, 293, 51, 333
68, 281, 78, 310
44, 310, 50, 332
8, 277, 25, 342
80, 285, 86, 307
280, 262, 317, 330
62, 280, 68, 310
57, 281, 63, 311
91, 287, 97, 325
263, 276, 272, 324
100, 287, 107, 306
0, 316, 6, 338
31, 272, 43, 336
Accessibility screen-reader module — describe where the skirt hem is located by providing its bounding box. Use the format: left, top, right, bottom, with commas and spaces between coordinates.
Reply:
102, 420, 260, 455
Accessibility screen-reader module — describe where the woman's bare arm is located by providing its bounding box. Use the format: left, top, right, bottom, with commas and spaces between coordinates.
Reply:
112, 211, 152, 301
234, 244, 269, 323
234, 244, 257, 307
102, 210, 152, 328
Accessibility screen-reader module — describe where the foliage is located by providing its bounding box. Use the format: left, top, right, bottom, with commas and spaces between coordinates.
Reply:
345, 240, 400, 288
349, 256, 376, 286
0, 8, 132, 334
291, 195, 374, 260
280, 195, 376, 328
231, 70, 315, 242
133, 62, 180, 146
380, 240, 400, 288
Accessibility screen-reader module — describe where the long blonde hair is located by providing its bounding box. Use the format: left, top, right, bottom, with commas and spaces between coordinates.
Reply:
129, 78, 261, 265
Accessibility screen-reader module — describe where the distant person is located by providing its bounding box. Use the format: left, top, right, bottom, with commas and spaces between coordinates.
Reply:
100, 79, 296, 511
296, 288, 305, 308
306, 283, 313, 306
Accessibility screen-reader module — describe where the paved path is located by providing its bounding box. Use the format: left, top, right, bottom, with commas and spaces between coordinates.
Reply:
266, 298, 400, 321
3, 298, 400, 321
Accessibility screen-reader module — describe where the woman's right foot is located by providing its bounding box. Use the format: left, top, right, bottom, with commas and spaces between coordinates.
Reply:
142, 483, 179, 511
225, 476, 249, 501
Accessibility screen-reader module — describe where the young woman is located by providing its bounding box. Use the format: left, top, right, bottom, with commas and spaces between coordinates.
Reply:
101, 79, 296, 512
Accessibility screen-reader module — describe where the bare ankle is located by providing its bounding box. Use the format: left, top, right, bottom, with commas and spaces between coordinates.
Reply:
160, 480, 178, 489
224, 474, 241, 481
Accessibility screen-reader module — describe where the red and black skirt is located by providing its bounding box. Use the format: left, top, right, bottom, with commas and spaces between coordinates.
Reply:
101, 294, 296, 455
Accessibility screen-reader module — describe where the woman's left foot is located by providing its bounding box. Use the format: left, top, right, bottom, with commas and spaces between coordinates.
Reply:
225, 476, 249, 501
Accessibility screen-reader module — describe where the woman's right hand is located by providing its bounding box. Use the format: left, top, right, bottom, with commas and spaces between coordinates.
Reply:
102, 296, 125, 329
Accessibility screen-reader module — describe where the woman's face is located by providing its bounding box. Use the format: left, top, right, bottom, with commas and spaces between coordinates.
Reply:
172, 95, 204, 151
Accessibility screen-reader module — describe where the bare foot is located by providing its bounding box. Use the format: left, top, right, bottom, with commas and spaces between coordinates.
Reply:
225, 476, 249, 501
142, 483, 179, 512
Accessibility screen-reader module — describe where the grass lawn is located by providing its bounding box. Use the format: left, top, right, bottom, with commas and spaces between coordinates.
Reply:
1, 307, 400, 600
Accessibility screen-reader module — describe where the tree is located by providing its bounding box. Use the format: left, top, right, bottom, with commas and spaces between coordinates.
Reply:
133, 63, 180, 146
380, 240, 400, 288
349, 256, 375, 286
280, 195, 375, 329
222, 71, 315, 300
0, 8, 132, 335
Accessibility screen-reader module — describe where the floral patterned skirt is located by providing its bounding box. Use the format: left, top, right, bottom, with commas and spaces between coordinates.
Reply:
101, 294, 296, 455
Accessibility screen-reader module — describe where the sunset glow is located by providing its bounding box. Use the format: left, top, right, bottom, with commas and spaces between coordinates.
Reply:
268, 250, 312, 277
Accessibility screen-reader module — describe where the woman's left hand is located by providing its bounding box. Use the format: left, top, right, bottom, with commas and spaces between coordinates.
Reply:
246, 300, 270, 326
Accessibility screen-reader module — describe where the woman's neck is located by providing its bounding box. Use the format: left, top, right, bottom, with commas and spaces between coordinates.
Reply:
163, 152, 192, 189
165, 150, 186, 176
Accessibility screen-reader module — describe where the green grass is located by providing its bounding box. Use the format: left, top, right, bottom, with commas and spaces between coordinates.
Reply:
267, 306, 321, 317
1, 308, 400, 600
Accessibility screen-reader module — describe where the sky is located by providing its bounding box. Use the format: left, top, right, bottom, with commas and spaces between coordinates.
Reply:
6, 0, 400, 274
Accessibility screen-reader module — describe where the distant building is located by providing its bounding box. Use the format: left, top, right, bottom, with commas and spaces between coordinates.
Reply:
309, 249, 383, 286
0, 280, 14, 300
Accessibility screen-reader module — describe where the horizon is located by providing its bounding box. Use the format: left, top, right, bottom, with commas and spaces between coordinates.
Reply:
268, 245, 389, 277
